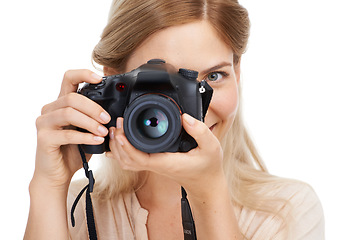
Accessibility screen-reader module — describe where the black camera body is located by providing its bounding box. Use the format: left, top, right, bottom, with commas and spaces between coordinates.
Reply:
78, 59, 213, 154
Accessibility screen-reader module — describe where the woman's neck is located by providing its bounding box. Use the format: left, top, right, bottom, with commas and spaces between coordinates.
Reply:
135, 172, 181, 210
136, 172, 185, 240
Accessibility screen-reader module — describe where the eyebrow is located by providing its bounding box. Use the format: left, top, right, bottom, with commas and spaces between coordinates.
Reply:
200, 62, 232, 76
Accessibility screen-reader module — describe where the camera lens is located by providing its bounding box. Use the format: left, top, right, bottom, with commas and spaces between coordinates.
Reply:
137, 108, 169, 138
123, 94, 182, 153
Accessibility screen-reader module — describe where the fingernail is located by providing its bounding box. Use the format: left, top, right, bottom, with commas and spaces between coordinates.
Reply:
105, 151, 112, 158
94, 136, 104, 142
184, 114, 196, 126
116, 118, 122, 129
116, 136, 124, 146
100, 112, 111, 123
91, 73, 102, 81
109, 128, 115, 140
98, 125, 108, 135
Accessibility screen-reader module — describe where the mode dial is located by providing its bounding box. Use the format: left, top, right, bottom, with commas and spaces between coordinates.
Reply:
147, 59, 166, 64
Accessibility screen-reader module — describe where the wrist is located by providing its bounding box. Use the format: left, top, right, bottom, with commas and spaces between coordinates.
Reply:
29, 173, 70, 198
185, 172, 230, 205
25, 175, 70, 240
184, 175, 242, 240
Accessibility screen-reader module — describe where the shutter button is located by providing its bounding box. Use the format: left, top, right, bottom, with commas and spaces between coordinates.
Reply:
89, 79, 106, 90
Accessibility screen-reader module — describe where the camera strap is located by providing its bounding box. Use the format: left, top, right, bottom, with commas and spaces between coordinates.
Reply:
71, 146, 197, 240
71, 145, 98, 240
181, 187, 197, 240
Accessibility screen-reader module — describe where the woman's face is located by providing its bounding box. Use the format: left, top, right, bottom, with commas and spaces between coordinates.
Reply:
110, 20, 240, 142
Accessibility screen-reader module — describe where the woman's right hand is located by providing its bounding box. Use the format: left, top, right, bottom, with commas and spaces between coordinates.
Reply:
32, 69, 111, 191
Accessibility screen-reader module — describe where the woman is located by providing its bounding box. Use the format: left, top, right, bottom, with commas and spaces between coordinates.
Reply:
24, 0, 324, 239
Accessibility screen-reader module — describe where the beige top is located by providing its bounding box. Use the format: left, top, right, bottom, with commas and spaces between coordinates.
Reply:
67, 180, 325, 240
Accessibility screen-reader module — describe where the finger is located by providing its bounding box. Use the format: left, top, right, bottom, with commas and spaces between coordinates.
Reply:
105, 151, 113, 159
41, 93, 111, 124
181, 113, 219, 150
112, 118, 138, 169
108, 126, 133, 170
37, 129, 104, 147
59, 69, 103, 97
108, 117, 124, 144
110, 118, 190, 174
108, 127, 119, 157
115, 131, 182, 174
37, 107, 109, 137
110, 118, 151, 171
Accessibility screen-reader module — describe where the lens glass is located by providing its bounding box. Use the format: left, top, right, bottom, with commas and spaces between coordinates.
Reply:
137, 108, 169, 138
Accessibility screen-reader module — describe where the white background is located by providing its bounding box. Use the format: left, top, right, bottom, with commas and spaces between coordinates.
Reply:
0, 0, 347, 239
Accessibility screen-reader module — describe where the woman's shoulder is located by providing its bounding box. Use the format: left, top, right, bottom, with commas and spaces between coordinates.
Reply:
259, 178, 325, 239
237, 178, 325, 239
267, 179, 321, 204
275, 179, 325, 239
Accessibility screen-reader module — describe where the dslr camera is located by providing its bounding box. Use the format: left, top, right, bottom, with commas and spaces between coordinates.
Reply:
78, 59, 213, 154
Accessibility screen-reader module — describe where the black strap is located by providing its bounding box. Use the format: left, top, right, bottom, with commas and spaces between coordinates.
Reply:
181, 187, 197, 240
70, 145, 98, 240
71, 145, 197, 240
85, 186, 97, 239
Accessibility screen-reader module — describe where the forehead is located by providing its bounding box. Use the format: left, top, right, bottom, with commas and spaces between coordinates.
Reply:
126, 20, 234, 72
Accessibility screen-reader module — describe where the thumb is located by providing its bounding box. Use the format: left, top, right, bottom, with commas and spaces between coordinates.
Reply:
182, 113, 214, 149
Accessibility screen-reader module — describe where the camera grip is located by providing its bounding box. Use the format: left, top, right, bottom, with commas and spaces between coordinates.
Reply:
80, 143, 107, 154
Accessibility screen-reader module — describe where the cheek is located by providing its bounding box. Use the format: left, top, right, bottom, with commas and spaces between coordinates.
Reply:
211, 84, 239, 122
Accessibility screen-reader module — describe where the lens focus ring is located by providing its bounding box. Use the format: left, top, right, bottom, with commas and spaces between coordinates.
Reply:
123, 94, 182, 153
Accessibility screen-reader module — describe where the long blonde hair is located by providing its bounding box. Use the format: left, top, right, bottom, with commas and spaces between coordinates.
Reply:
92, 0, 291, 222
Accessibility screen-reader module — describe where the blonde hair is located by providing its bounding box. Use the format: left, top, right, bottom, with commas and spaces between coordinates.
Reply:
92, 0, 248, 72
92, 0, 293, 230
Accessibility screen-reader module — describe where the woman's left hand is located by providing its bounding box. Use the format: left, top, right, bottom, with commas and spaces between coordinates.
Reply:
107, 113, 243, 240
106, 113, 225, 199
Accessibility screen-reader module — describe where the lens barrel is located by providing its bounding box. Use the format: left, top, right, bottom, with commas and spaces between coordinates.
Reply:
123, 94, 182, 153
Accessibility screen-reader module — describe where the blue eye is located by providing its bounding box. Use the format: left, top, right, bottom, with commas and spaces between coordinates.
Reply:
206, 72, 226, 82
